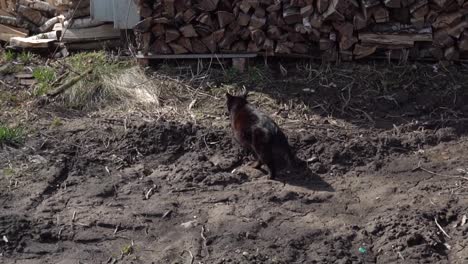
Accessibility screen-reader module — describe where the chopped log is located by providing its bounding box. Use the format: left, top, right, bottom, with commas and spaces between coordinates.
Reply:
266, 3, 281, 12
247, 41, 259, 52
249, 15, 266, 28
217, 11, 235, 28
353, 44, 377, 59
192, 38, 209, 53
444, 46, 459, 60
310, 13, 323, 28
447, 21, 468, 39
300, 5, 314, 17
317, 0, 330, 14
197, 13, 214, 28
219, 31, 237, 49
239, 1, 252, 13
433, 12, 463, 29
384, 0, 401, 8
169, 43, 189, 54
180, 24, 198, 38
433, 28, 455, 47
293, 42, 309, 53
320, 37, 333, 50
275, 42, 292, 54
163, 0, 175, 17
232, 41, 247, 51
251, 29, 266, 46
254, 6, 266, 18
142, 32, 152, 54
409, 0, 427, 14
267, 25, 282, 39
165, 29, 181, 42
152, 39, 173, 54
177, 37, 193, 52
198, 0, 219, 11
411, 5, 428, 20
183, 9, 196, 23
263, 38, 274, 54
18, 0, 56, 15
201, 34, 217, 52
410, 17, 425, 29
369, 5, 389, 23
151, 24, 165, 38
322, 0, 345, 21
237, 12, 250, 26
213, 29, 225, 42
139, 4, 153, 18
133, 17, 153, 33
17, 5, 48, 26
339, 36, 358, 50
283, 7, 302, 24
154, 17, 170, 24
0, 15, 19, 27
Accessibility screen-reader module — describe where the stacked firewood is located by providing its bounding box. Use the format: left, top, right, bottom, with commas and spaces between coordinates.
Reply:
0, 0, 119, 50
135, 0, 468, 61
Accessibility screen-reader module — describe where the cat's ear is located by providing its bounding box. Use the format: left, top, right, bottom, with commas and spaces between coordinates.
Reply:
225, 92, 233, 99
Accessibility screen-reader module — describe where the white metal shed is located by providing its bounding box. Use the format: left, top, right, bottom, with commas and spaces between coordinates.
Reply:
90, 0, 140, 29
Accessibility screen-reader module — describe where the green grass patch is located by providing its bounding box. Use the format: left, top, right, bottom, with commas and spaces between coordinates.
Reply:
58, 51, 135, 109
18, 51, 35, 64
33, 66, 56, 96
2, 50, 16, 62
0, 125, 24, 145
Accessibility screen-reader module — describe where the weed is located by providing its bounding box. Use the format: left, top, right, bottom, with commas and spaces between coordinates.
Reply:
33, 66, 56, 96
0, 125, 24, 145
58, 51, 135, 109
2, 50, 16, 62
50, 117, 63, 127
121, 244, 133, 256
0, 64, 22, 75
18, 51, 34, 64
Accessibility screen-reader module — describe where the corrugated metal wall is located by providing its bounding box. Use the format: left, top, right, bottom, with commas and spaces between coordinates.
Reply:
91, 0, 140, 29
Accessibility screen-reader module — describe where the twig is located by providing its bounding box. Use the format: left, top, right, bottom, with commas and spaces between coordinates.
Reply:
415, 162, 468, 181
397, 251, 404, 260
46, 68, 93, 98
435, 217, 451, 239
181, 249, 194, 264
50, 72, 69, 87
200, 225, 209, 257
144, 185, 155, 200
72, 211, 76, 222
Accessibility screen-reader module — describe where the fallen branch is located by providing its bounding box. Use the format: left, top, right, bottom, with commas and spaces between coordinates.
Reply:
435, 217, 451, 239
181, 249, 194, 264
46, 68, 93, 98
415, 162, 468, 181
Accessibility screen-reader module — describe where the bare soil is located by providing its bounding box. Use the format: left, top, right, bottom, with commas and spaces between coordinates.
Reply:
1, 60, 468, 264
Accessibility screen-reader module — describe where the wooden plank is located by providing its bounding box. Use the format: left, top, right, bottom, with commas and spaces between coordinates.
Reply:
358, 32, 432, 46
0, 24, 28, 42
60, 24, 121, 43
9, 37, 55, 48
135, 53, 257, 59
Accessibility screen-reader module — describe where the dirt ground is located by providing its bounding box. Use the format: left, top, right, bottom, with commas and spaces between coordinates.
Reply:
1, 57, 468, 264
